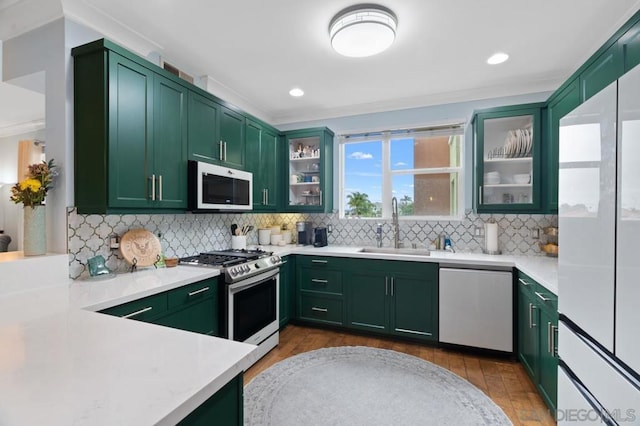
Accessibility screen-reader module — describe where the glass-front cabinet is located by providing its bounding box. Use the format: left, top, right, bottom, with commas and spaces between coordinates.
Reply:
284, 127, 334, 213
474, 104, 543, 213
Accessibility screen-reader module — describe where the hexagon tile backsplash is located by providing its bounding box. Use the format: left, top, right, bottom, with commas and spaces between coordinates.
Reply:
67, 209, 557, 279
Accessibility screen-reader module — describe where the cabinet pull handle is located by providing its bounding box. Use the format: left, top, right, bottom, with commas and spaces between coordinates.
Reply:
150, 174, 156, 201
188, 287, 210, 297
385, 276, 389, 296
223, 141, 227, 161
219, 141, 223, 160
320, 190, 323, 205
551, 324, 558, 357
535, 291, 551, 302
311, 279, 328, 284
158, 175, 163, 201
518, 278, 530, 287
528, 303, 537, 328
547, 321, 552, 354
123, 306, 152, 319
311, 259, 328, 264
479, 186, 483, 204
311, 307, 328, 313
390, 277, 395, 296
265, 189, 269, 205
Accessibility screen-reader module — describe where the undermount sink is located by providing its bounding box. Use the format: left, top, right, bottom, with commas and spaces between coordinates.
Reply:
359, 247, 431, 256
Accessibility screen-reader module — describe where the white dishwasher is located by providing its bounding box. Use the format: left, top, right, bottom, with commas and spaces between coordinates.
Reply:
439, 267, 513, 352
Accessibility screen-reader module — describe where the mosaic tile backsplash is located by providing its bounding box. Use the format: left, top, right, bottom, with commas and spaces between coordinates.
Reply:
68, 209, 556, 279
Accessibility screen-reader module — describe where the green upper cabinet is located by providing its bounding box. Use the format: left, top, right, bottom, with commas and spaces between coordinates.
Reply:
73, 40, 188, 213
246, 119, 279, 211
473, 104, 544, 213
620, 19, 640, 72
284, 127, 334, 213
544, 79, 580, 213
579, 43, 623, 102
187, 92, 245, 169
187, 91, 220, 164
219, 106, 246, 169
153, 76, 189, 208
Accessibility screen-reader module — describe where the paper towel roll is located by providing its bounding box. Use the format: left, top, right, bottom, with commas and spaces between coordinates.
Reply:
485, 222, 499, 252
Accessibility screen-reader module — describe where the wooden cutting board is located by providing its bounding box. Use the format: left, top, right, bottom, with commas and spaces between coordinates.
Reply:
120, 229, 162, 267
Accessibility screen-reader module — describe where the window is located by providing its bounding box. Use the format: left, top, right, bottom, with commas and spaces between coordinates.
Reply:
340, 124, 464, 219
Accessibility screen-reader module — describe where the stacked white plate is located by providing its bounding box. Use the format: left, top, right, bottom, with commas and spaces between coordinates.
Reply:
484, 171, 500, 185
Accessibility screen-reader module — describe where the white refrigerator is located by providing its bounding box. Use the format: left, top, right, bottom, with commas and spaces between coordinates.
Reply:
558, 65, 640, 424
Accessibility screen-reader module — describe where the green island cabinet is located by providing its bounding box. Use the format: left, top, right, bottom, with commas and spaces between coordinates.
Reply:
100, 277, 219, 336
72, 39, 188, 214
246, 119, 280, 211
187, 90, 246, 170
177, 373, 243, 426
284, 127, 334, 213
473, 103, 544, 213
345, 259, 438, 341
278, 255, 295, 328
517, 271, 558, 413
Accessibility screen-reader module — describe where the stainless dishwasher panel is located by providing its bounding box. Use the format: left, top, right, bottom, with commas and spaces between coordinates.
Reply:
439, 268, 513, 352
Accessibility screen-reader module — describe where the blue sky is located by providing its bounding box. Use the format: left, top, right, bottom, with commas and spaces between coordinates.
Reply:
344, 139, 415, 206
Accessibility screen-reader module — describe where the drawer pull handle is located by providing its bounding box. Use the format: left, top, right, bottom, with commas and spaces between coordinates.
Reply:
123, 306, 153, 319
311, 259, 328, 264
535, 291, 552, 302
188, 287, 210, 297
518, 278, 530, 286
311, 279, 328, 284
311, 307, 328, 313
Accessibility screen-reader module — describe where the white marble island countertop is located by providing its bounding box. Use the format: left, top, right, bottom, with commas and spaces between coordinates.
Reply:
0, 309, 257, 425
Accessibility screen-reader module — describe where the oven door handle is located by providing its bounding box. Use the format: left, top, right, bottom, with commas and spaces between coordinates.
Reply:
228, 267, 279, 292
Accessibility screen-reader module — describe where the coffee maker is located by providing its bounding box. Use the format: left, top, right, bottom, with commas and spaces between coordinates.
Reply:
314, 227, 328, 247
296, 221, 313, 246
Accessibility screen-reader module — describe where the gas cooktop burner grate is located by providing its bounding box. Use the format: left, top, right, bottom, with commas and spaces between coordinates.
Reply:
179, 248, 273, 267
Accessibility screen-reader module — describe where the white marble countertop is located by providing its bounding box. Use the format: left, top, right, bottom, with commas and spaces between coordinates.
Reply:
0, 264, 258, 426
260, 244, 558, 294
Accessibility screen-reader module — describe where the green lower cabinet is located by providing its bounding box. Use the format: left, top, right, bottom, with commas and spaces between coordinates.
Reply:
177, 373, 243, 426
279, 256, 294, 328
100, 277, 219, 336
517, 272, 558, 413
345, 259, 438, 342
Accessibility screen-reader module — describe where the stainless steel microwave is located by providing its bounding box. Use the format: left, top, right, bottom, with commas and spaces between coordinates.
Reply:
188, 160, 253, 211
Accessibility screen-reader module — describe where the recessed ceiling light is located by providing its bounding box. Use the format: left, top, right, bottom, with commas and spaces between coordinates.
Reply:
487, 53, 509, 65
289, 88, 304, 97
329, 5, 397, 58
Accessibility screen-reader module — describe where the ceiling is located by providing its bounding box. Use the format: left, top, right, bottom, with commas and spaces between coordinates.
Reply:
3, 1, 640, 126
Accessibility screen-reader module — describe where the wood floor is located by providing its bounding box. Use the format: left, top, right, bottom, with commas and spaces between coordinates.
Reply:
245, 325, 556, 425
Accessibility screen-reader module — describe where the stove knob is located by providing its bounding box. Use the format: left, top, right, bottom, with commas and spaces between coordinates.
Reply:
244, 265, 251, 273
229, 268, 237, 277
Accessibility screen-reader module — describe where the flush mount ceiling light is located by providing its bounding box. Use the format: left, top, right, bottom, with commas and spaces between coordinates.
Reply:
289, 88, 305, 97
487, 52, 509, 65
329, 4, 397, 58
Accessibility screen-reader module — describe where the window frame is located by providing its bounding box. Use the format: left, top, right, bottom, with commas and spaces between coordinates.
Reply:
339, 125, 465, 221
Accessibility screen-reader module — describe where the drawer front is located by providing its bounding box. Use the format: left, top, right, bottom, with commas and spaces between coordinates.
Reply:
101, 293, 167, 321
168, 278, 217, 309
299, 294, 343, 325
155, 297, 218, 336
518, 271, 557, 311
297, 256, 340, 269
299, 268, 342, 294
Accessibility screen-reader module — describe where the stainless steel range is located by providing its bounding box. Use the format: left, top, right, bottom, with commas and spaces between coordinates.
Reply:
180, 249, 283, 361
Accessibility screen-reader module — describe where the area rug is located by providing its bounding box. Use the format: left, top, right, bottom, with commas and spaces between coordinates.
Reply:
244, 346, 512, 425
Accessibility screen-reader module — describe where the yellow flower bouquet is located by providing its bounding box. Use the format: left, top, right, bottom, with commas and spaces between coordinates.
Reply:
10, 160, 57, 208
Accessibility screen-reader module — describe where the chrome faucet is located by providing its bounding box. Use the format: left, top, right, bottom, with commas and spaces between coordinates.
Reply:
391, 197, 400, 248
375, 223, 383, 247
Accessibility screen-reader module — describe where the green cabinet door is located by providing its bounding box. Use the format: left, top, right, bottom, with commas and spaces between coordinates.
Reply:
246, 120, 279, 211
544, 79, 580, 213
178, 373, 243, 426
187, 91, 220, 163
620, 19, 640, 72
389, 270, 438, 340
107, 52, 154, 209
579, 43, 623, 102
347, 270, 388, 332
219, 106, 245, 169
538, 306, 558, 413
153, 75, 188, 209
517, 281, 538, 379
